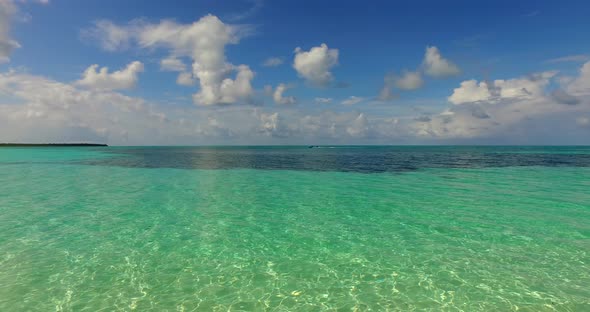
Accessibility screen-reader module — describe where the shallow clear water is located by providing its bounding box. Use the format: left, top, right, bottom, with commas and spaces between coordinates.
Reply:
0, 146, 589, 311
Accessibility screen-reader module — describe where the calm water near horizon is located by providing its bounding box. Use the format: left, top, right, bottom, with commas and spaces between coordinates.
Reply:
1, 146, 589, 311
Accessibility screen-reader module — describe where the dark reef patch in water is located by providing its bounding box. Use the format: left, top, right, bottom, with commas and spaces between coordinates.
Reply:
79, 146, 590, 173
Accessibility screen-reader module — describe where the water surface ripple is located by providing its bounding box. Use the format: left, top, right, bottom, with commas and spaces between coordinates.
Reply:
0, 146, 589, 311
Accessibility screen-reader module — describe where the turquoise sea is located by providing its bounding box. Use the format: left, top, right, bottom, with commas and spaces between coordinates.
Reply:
0, 146, 589, 311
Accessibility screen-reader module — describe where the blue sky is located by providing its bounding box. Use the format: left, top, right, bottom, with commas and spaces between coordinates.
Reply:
1, 0, 590, 145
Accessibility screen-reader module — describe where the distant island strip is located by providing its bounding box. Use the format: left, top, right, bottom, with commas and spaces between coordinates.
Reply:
0, 143, 108, 147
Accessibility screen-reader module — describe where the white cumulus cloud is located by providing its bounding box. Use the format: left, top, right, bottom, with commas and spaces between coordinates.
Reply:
0, 0, 20, 63
379, 46, 455, 100
257, 111, 293, 138
413, 65, 590, 142
272, 83, 296, 105
176, 72, 195, 86
76, 61, 144, 90
423, 46, 460, 78
83, 20, 134, 51
448, 80, 492, 104
448, 71, 556, 105
378, 74, 397, 101
346, 113, 370, 138
394, 70, 424, 90
2, 66, 590, 145
209, 64, 254, 105
0, 70, 152, 144
566, 61, 590, 95
293, 43, 339, 86
85, 14, 255, 105
379, 71, 423, 100
160, 57, 186, 71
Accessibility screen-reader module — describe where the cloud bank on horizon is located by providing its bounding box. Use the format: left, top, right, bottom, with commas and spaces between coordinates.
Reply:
0, 0, 589, 145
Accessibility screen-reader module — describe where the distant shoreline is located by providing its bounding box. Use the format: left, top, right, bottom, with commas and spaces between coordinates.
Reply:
0, 143, 108, 147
